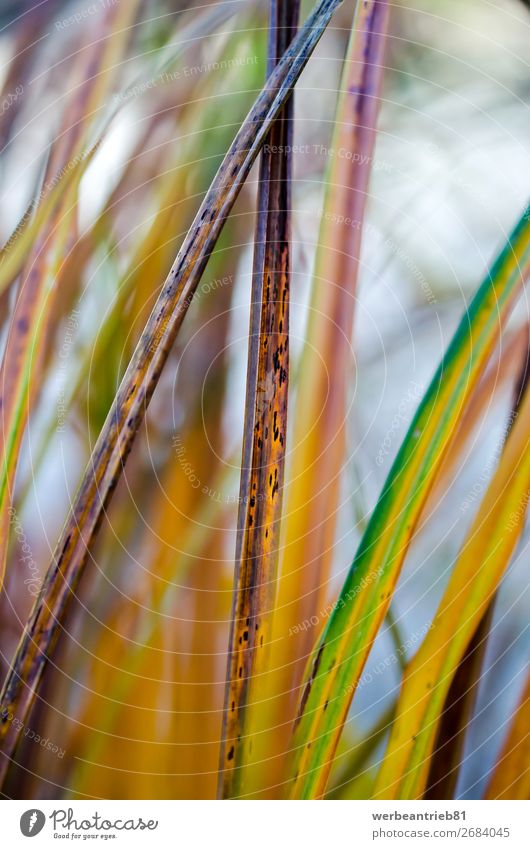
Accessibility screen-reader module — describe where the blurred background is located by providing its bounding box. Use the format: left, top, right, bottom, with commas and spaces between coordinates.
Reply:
0, 0, 528, 799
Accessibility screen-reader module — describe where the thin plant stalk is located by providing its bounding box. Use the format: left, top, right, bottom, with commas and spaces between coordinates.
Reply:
218, 0, 299, 799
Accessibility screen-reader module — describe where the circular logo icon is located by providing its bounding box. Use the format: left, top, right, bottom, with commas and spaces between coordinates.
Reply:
20, 809, 46, 837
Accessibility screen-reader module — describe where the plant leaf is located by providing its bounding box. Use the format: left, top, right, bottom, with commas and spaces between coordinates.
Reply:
218, 0, 299, 800
287, 204, 530, 799
373, 376, 530, 799
264, 0, 391, 792
424, 342, 529, 799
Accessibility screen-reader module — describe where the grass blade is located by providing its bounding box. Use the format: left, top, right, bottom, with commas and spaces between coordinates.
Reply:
287, 205, 530, 799
270, 0, 391, 753
218, 0, 299, 799
72, 254, 235, 800
0, 0, 140, 591
423, 323, 529, 515
373, 378, 530, 799
246, 0, 391, 794
0, 0, 344, 789
424, 347, 529, 799
0, 0, 247, 300
0, 1, 61, 151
